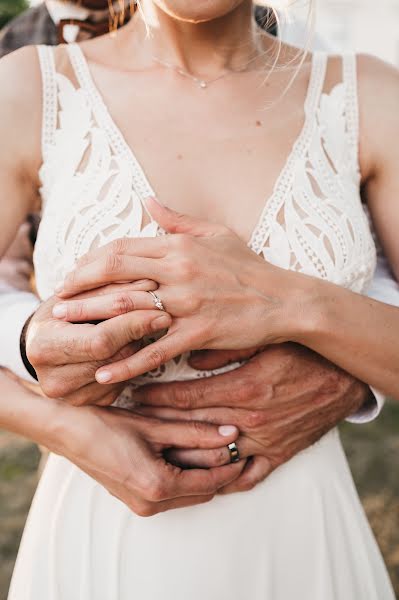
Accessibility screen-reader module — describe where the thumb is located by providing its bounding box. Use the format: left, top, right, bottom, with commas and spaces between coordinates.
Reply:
144, 196, 227, 237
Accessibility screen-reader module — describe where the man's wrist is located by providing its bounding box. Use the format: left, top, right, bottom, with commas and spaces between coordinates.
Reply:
20, 313, 39, 381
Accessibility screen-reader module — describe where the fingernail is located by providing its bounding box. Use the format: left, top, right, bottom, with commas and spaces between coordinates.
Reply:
96, 370, 113, 384
219, 425, 238, 437
52, 303, 67, 318
151, 315, 170, 330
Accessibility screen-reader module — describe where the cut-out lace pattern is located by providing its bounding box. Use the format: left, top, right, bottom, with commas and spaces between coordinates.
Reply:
33, 45, 376, 399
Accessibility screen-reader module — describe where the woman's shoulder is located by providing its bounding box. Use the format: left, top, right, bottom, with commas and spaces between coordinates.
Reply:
0, 45, 42, 130
0, 46, 43, 177
0, 45, 42, 101
355, 53, 399, 100
349, 54, 399, 181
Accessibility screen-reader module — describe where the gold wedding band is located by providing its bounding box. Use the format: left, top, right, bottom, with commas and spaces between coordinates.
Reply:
228, 442, 240, 464
148, 291, 165, 311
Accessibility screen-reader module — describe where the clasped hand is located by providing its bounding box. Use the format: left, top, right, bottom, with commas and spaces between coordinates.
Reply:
25, 198, 367, 512
55, 197, 298, 384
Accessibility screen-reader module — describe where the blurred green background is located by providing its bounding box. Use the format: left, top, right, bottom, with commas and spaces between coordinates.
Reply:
0, 0, 29, 29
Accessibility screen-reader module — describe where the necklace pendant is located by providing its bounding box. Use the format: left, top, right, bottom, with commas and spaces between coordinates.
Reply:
199, 80, 207, 89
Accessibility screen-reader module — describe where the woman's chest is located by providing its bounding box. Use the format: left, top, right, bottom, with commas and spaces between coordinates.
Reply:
34, 69, 376, 300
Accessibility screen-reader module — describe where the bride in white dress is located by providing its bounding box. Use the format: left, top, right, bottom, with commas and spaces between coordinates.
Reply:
1, 1, 398, 598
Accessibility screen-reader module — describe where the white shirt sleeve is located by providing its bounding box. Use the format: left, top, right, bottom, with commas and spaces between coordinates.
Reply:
0, 289, 40, 382
0, 222, 40, 383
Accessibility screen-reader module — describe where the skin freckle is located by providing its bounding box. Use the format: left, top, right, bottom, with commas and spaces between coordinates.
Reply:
177, 154, 183, 160
256, 120, 262, 127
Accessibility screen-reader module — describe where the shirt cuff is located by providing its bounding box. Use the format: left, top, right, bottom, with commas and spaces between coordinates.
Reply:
346, 387, 385, 424
0, 293, 40, 383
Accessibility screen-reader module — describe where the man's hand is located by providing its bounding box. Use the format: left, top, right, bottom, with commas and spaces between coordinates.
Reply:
131, 344, 370, 493
25, 281, 171, 406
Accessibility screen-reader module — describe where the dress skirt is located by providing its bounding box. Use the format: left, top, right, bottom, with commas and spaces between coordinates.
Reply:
8, 428, 395, 600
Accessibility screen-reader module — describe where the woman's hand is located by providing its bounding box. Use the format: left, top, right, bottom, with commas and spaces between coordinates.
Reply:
44, 400, 245, 516
55, 198, 304, 384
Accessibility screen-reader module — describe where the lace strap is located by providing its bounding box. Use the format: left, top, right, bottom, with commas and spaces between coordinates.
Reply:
36, 45, 58, 162
342, 54, 360, 172
305, 52, 328, 117
248, 53, 327, 255
66, 43, 155, 200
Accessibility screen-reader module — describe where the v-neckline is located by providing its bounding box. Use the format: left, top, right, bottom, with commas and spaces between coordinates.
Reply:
66, 43, 327, 253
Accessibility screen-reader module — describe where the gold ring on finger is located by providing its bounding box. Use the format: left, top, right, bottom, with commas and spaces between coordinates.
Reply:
227, 442, 240, 464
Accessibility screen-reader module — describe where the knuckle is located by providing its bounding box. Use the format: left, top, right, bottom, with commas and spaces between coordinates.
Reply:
146, 479, 166, 503
68, 394, 89, 407
175, 257, 196, 281
69, 301, 86, 321
60, 337, 79, 360
26, 339, 46, 366
267, 454, 282, 471
131, 316, 153, 340
240, 478, 257, 492
145, 346, 168, 372
112, 292, 136, 316
176, 385, 201, 410
110, 238, 129, 256
180, 293, 200, 314
191, 420, 208, 438
104, 253, 123, 276
244, 410, 266, 429
211, 448, 228, 467
41, 376, 67, 399
172, 233, 191, 251
134, 503, 157, 518
90, 331, 114, 360
318, 367, 352, 400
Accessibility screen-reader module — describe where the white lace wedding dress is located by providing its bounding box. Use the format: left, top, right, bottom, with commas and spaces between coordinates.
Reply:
8, 45, 395, 599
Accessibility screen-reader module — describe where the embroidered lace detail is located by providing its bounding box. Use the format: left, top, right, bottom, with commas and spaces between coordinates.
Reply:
68, 44, 155, 201
249, 52, 327, 255
33, 46, 376, 389
249, 52, 376, 291
37, 46, 58, 161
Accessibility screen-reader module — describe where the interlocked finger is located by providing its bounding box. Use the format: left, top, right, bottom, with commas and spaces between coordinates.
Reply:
165, 437, 257, 469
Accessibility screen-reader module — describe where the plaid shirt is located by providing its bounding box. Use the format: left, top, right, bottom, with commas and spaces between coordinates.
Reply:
0, 5, 57, 59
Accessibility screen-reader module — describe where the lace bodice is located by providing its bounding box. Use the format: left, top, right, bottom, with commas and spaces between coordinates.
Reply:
33, 44, 376, 392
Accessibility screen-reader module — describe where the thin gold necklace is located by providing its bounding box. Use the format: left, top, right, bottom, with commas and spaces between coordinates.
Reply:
151, 55, 261, 89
